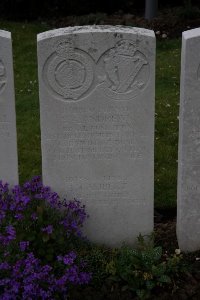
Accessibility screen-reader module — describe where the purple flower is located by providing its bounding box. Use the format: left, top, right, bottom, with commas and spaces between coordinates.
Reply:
57, 251, 77, 266
0, 177, 91, 299
14, 213, 23, 220
3, 251, 9, 257
6, 225, 16, 235
57, 255, 63, 262
31, 212, 38, 221
41, 225, 53, 235
0, 211, 6, 223
63, 251, 77, 265
24, 283, 34, 293
19, 241, 29, 252
21, 195, 30, 205
0, 262, 10, 270
0, 181, 9, 193
5, 225, 16, 242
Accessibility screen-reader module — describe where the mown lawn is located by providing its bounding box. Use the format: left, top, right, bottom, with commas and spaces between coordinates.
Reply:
0, 21, 181, 209
155, 39, 181, 208
0, 21, 49, 182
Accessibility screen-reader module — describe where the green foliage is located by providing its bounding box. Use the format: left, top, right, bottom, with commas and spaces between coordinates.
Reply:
155, 39, 181, 208
106, 235, 183, 299
16, 200, 66, 264
75, 242, 118, 287
177, 3, 200, 19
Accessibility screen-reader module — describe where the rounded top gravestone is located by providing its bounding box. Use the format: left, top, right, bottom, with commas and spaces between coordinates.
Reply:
37, 26, 155, 247
177, 27, 200, 252
0, 30, 18, 185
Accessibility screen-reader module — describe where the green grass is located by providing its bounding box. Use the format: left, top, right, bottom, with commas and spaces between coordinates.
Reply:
0, 21, 50, 182
155, 39, 181, 208
0, 21, 181, 209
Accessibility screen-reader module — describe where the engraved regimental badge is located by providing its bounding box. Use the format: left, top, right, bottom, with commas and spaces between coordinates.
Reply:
97, 40, 150, 100
0, 60, 6, 94
43, 38, 149, 102
43, 40, 94, 101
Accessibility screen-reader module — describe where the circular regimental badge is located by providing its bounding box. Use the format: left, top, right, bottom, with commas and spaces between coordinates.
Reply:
0, 59, 6, 94
43, 40, 94, 101
97, 39, 150, 100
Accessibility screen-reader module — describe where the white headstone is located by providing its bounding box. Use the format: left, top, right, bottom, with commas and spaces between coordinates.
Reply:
177, 28, 200, 252
37, 26, 155, 247
0, 30, 18, 185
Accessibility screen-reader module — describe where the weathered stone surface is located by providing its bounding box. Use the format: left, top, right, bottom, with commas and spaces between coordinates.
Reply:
177, 28, 200, 252
37, 26, 155, 246
0, 30, 18, 185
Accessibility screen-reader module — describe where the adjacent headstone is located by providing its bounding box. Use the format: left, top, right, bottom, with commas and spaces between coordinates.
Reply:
37, 26, 155, 247
0, 30, 18, 185
177, 28, 200, 252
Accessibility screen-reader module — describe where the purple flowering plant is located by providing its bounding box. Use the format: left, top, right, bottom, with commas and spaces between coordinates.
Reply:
0, 176, 91, 299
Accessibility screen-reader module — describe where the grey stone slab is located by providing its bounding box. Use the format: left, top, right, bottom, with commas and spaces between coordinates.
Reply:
0, 30, 18, 185
37, 26, 155, 247
177, 28, 200, 252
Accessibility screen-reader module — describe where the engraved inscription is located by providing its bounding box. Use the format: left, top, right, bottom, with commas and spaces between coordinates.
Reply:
64, 176, 147, 205
44, 105, 144, 161
0, 59, 6, 94
97, 40, 150, 100
186, 185, 198, 191
197, 63, 200, 80
184, 130, 200, 161
43, 40, 94, 101
0, 115, 10, 138
191, 131, 200, 154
